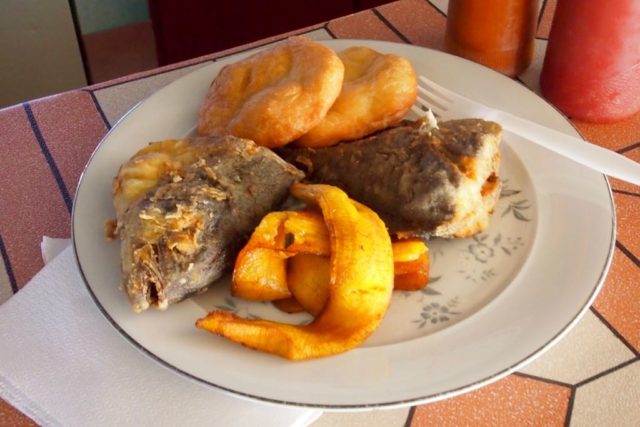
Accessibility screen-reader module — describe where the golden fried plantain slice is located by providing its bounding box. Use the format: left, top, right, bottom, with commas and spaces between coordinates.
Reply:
286, 253, 331, 316
232, 247, 291, 301
285, 238, 430, 313
231, 210, 329, 301
196, 183, 394, 360
272, 297, 307, 314
392, 239, 430, 291
232, 211, 428, 312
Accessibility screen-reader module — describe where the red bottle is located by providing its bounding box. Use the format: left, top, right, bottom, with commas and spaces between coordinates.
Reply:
540, 0, 640, 122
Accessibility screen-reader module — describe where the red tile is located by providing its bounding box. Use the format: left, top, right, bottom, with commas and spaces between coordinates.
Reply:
613, 192, 640, 259
537, 0, 558, 39
29, 91, 109, 199
377, 0, 447, 49
83, 22, 158, 84
412, 375, 571, 426
609, 147, 640, 194
0, 106, 69, 287
594, 248, 640, 353
328, 9, 403, 42
572, 110, 640, 152
0, 399, 36, 426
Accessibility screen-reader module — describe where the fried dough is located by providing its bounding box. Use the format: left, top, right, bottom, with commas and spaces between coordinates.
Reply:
296, 46, 417, 148
197, 37, 344, 148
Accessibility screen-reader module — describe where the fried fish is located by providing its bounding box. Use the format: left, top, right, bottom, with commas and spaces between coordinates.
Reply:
111, 136, 303, 312
279, 117, 502, 239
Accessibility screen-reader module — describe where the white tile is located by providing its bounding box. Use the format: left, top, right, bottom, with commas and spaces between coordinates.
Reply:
428, 0, 449, 16
519, 311, 636, 385
537, 0, 546, 18
312, 407, 410, 427
303, 28, 334, 41
0, 258, 13, 304
93, 62, 211, 126
571, 360, 640, 427
518, 38, 548, 96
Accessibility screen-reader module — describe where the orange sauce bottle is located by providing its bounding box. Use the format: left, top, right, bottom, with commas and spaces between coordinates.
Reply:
444, 0, 539, 77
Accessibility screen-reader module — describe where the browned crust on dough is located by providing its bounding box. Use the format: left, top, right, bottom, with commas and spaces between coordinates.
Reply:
296, 46, 417, 148
197, 37, 344, 148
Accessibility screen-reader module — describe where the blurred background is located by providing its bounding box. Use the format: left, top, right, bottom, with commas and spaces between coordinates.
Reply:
1, 0, 392, 108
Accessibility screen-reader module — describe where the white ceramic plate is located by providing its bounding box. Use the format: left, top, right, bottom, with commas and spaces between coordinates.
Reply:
72, 39, 615, 409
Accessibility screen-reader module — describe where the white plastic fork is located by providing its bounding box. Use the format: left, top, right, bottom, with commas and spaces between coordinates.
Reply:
412, 75, 640, 186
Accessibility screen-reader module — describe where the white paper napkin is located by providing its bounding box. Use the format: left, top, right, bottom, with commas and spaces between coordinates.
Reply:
0, 238, 322, 427
40, 236, 72, 264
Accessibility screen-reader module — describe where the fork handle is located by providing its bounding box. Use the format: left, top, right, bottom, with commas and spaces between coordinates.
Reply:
493, 111, 640, 186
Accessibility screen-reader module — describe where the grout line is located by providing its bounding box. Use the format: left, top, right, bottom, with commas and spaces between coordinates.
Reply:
83, 89, 112, 129
563, 387, 575, 427
22, 103, 73, 214
372, 8, 412, 43
590, 306, 640, 357
612, 189, 640, 198
616, 241, 640, 269
89, 58, 215, 92
424, 0, 447, 18
67, 0, 93, 85
403, 406, 416, 427
323, 23, 338, 39
617, 141, 640, 154
537, 0, 549, 29
512, 371, 574, 388
574, 357, 639, 388
0, 235, 18, 293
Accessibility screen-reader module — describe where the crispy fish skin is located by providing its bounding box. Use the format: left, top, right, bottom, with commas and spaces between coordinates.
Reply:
113, 136, 303, 312
279, 118, 502, 238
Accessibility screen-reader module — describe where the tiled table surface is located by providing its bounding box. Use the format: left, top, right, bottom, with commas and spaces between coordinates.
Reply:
1, 0, 638, 425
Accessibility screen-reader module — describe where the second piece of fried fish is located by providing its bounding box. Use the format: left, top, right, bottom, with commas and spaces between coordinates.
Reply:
111, 136, 303, 312
279, 117, 502, 239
